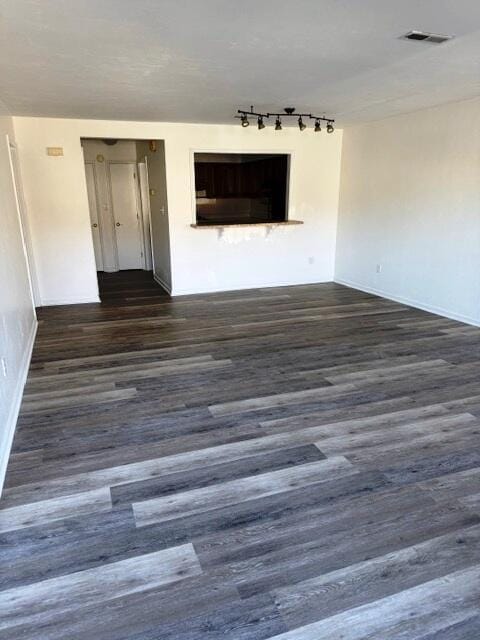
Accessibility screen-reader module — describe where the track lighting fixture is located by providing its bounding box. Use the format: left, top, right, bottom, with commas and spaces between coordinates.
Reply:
236, 106, 335, 135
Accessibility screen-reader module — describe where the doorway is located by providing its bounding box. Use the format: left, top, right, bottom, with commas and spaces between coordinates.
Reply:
82, 139, 150, 273
82, 137, 172, 299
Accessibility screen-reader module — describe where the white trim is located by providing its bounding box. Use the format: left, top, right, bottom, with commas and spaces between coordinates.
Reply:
171, 277, 332, 297
131, 162, 148, 270
133, 162, 149, 270
334, 277, 480, 328
41, 296, 100, 306
153, 272, 172, 295
144, 156, 156, 274
7, 137, 41, 307
0, 320, 37, 496
138, 158, 154, 272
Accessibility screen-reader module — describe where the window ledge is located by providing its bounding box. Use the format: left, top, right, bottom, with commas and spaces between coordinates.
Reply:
190, 220, 303, 229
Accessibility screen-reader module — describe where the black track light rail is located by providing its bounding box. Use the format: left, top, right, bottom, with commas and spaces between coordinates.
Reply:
236, 106, 335, 125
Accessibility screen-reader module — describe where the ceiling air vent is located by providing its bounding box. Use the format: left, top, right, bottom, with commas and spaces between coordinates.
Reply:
402, 30, 453, 44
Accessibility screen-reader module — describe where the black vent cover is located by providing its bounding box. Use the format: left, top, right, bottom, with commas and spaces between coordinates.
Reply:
402, 30, 452, 44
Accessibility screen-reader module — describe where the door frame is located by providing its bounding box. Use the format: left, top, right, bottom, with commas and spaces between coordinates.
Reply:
107, 160, 147, 270
7, 137, 40, 307
137, 158, 154, 272
84, 160, 106, 271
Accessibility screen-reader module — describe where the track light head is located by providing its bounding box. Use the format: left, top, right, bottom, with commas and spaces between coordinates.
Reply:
275, 117, 282, 131
326, 121, 334, 134
298, 117, 306, 131
257, 116, 265, 130
314, 120, 321, 133
240, 114, 249, 127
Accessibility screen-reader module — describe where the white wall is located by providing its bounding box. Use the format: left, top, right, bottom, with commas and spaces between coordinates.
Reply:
82, 138, 137, 163
13, 123, 100, 305
164, 126, 343, 295
13, 117, 343, 299
0, 106, 37, 493
335, 97, 480, 326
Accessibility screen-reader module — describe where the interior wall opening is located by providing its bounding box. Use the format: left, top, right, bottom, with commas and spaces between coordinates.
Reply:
194, 152, 290, 226
81, 138, 172, 299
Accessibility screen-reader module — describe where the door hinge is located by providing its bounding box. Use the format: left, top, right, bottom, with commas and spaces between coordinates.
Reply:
133, 172, 136, 179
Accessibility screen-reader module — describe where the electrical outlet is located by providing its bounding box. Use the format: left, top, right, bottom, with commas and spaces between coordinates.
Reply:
1, 357, 7, 378
376, 264, 382, 273
308, 256, 315, 265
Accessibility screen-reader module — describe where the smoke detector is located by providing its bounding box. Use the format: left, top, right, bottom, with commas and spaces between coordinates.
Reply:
402, 30, 453, 44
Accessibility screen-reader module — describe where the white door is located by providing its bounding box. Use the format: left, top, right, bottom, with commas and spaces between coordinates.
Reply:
109, 163, 144, 270
84, 162, 104, 271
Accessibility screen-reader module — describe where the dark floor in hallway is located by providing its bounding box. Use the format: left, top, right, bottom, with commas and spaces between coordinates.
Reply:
1, 270, 480, 639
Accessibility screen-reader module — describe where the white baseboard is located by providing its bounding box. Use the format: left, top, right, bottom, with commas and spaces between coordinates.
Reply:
153, 272, 172, 295
0, 319, 38, 496
41, 296, 100, 306
334, 277, 480, 327
171, 277, 333, 297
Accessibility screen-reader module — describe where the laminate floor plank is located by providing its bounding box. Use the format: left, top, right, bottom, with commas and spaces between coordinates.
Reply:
378, 448, 480, 485
418, 616, 480, 640
0, 578, 244, 640
110, 444, 326, 506
272, 522, 480, 629
8, 592, 288, 640
0, 487, 112, 533
265, 565, 480, 639
0, 543, 202, 633
3, 406, 456, 506
22, 381, 116, 400
324, 358, 451, 384
20, 388, 138, 413
2, 271, 480, 639
208, 383, 358, 416
27, 354, 214, 381
132, 456, 355, 526
211, 502, 478, 599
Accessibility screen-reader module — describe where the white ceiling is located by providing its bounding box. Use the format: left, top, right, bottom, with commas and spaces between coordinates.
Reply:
1, 0, 480, 126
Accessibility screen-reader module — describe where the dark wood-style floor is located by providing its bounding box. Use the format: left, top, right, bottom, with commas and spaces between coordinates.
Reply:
1, 270, 480, 639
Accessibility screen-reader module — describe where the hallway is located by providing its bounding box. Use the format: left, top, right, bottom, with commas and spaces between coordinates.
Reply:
1, 273, 480, 638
